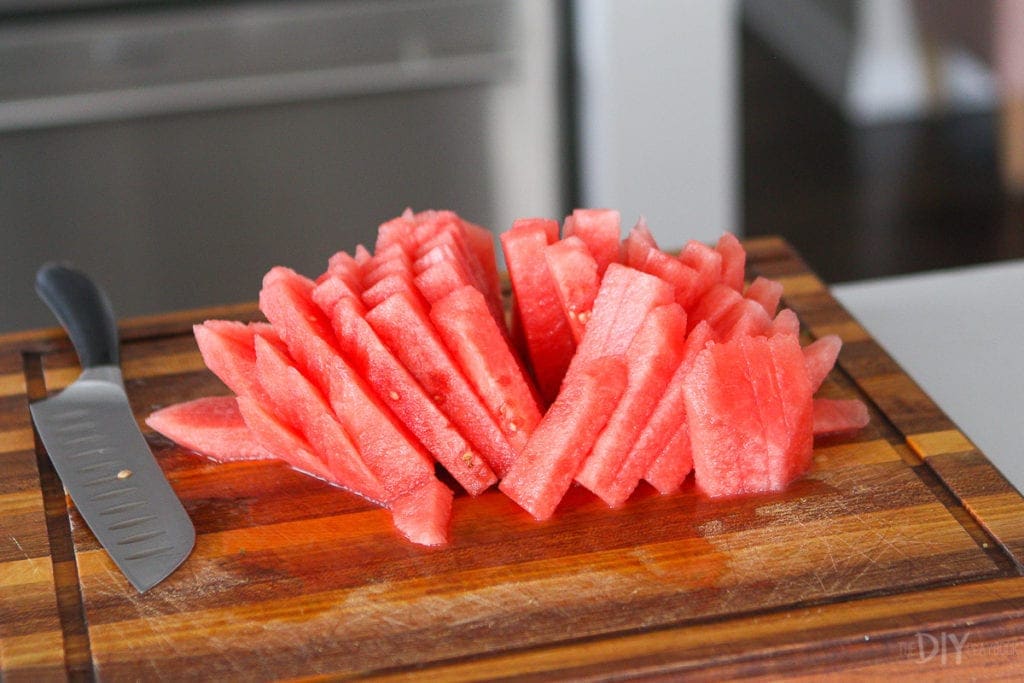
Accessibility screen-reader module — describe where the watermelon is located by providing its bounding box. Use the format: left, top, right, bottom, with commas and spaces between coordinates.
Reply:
744, 276, 783, 316
715, 232, 746, 292
543, 235, 600, 344
630, 320, 714, 494
259, 268, 439, 499
252, 333, 388, 503
501, 218, 576, 404
499, 356, 629, 521
563, 263, 675, 383
562, 208, 622, 276
574, 302, 689, 507
146, 396, 273, 463
802, 334, 843, 392
813, 398, 870, 436
152, 207, 871, 546
624, 223, 703, 310
389, 478, 455, 547
325, 292, 498, 496
365, 286, 518, 478
235, 395, 336, 482
679, 240, 724, 305
686, 331, 814, 497
429, 285, 542, 454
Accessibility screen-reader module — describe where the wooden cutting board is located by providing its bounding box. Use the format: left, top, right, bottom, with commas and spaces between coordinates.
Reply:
3, 237, 1023, 680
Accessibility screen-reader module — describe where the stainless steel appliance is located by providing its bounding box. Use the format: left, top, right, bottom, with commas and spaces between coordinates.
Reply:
1, 0, 565, 332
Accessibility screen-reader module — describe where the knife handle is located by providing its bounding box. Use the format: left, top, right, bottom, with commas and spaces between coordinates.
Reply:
35, 263, 120, 369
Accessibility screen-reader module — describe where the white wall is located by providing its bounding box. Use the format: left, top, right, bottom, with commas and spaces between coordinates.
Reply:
574, 0, 739, 248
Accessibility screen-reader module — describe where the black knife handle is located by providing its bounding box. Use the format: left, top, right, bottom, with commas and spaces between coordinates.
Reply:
35, 263, 120, 369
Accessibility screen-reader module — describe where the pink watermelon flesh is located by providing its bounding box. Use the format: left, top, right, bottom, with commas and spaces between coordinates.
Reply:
563, 208, 622, 276
715, 232, 747, 292
253, 334, 387, 503
322, 250, 364, 291
543, 235, 600, 344
625, 237, 703, 311
501, 218, 577, 405
389, 477, 454, 546
802, 334, 842, 392
429, 285, 542, 454
772, 308, 801, 337
259, 269, 437, 499
235, 395, 336, 482
311, 273, 366, 319
632, 320, 713, 493
744, 276, 783, 316
146, 396, 273, 462
686, 331, 814, 497
679, 240, 724, 305
365, 288, 518, 478
499, 356, 629, 521
326, 293, 497, 495
688, 283, 745, 337
644, 419, 694, 495
813, 398, 870, 436
374, 208, 418, 255
719, 298, 774, 341
361, 269, 422, 310
575, 303, 689, 507
564, 263, 675, 385
193, 320, 281, 404
363, 244, 414, 289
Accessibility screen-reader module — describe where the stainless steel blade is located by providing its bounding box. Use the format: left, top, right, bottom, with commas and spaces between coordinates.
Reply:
31, 365, 195, 593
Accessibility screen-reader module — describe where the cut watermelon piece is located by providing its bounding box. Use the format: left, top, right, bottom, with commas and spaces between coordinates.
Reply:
414, 257, 475, 304
146, 396, 273, 463
499, 356, 629, 521
624, 226, 703, 310
501, 218, 576, 404
565, 263, 676, 384
361, 269, 423, 309
563, 208, 622, 276
326, 293, 497, 495
253, 334, 387, 503
813, 398, 870, 436
644, 419, 693, 495
235, 395, 335, 482
715, 232, 746, 292
772, 308, 801, 337
193, 320, 281, 404
686, 332, 814, 497
744, 276, 784, 316
322, 250, 364, 291
312, 273, 365, 320
389, 477, 454, 546
365, 288, 518, 477
718, 298, 774, 341
679, 240, 724, 305
628, 320, 713, 494
260, 268, 438, 499
688, 282, 745, 337
429, 285, 542, 454
543, 235, 600, 344
575, 303, 688, 507
802, 334, 842, 392
374, 208, 418, 255
363, 243, 414, 289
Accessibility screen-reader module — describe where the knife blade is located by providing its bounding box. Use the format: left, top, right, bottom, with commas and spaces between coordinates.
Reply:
29, 263, 195, 593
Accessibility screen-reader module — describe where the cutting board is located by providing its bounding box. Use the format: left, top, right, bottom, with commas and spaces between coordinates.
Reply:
3, 237, 1023, 680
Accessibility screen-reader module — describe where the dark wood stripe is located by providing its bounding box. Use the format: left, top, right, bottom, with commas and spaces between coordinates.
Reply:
25, 352, 96, 682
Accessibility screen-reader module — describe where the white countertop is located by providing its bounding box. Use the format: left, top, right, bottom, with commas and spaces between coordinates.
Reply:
833, 260, 1024, 493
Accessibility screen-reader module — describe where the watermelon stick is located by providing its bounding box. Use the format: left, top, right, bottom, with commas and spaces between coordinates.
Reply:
324, 292, 498, 496
499, 356, 629, 521
574, 303, 689, 507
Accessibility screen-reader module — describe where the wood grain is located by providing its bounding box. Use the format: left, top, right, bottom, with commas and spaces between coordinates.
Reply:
2, 238, 1022, 680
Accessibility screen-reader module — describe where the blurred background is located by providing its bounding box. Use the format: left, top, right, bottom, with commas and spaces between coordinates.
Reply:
2, 0, 1022, 333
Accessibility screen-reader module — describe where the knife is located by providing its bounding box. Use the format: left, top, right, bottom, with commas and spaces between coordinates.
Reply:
29, 263, 195, 593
